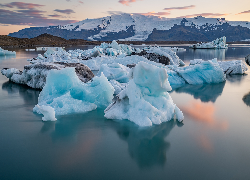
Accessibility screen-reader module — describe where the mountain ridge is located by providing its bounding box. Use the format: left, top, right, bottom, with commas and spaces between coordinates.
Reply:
8, 14, 250, 42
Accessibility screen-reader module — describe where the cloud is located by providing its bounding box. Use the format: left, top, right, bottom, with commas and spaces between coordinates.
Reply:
48, 14, 62, 18
163, 5, 195, 11
119, 0, 138, 6
54, 9, 75, 14
66, 0, 71, 1
237, 10, 250, 15
138, 11, 170, 16
0, 2, 44, 9
0, 8, 77, 26
79, 1, 84, 4
176, 13, 227, 18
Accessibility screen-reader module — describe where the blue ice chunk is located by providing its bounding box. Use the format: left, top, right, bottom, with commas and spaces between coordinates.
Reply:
34, 67, 114, 116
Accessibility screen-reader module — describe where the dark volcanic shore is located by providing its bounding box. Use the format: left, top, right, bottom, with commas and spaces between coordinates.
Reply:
0, 33, 249, 48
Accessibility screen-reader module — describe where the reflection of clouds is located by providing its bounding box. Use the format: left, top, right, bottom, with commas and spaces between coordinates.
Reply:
171, 82, 225, 103
197, 134, 213, 152
181, 100, 228, 130
110, 120, 183, 168
182, 100, 228, 152
56, 130, 101, 172
243, 91, 250, 107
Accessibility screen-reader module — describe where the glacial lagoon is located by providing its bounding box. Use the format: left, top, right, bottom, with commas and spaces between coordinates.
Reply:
0, 45, 250, 179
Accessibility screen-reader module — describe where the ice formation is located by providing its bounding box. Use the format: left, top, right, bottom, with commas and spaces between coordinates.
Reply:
190, 36, 228, 49
246, 54, 250, 66
104, 62, 184, 127
1, 63, 94, 89
97, 63, 130, 83
144, 46, 185, 66
190, 59, 248, 74
36, 105, 57, 121
171, 59, 226, 84
28, 42, 184, 67
33, 68, 114, 116
0, 47, 16, 56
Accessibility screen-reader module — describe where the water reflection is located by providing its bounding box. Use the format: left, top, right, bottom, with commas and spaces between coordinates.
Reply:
39, 109, 183, 169
171, 82, 225, 103
177, 48, 226, 62
181, 100, 228, 130
243, 91, 250, 107
0, 55, 16, 61
226, 74, 248, 84
110, 120, 183, 168
2, 81, 40, 105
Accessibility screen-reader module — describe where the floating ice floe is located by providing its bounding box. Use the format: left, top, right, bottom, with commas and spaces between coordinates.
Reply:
190, 58, 248, 74
246, 54, 250, 66
190, 36, 228, 49
1, 62, 94, 89
33, 68, 114, 118
0, 47, 16, 56
28, 41, 184, 67
104, 61, 184, 127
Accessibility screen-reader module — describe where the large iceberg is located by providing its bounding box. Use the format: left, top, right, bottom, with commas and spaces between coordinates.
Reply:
104, 62, 184, 127
190, 36, 228, 49
0, 47, 16, 56
190, 59, 248, 74
28, 41, 184, 67
1, 62, 94, 89
33, 68, 114, 117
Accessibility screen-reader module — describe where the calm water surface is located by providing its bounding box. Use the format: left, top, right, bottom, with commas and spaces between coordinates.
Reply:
0, 45, 250, 180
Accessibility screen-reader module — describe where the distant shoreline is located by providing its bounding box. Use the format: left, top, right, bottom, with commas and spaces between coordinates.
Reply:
1, 34, 249, 48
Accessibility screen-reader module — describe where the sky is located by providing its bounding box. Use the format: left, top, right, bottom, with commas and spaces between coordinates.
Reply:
0, 0, 249, 35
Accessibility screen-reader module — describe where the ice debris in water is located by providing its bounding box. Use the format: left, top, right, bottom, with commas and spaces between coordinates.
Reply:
189, 36, 228, 49
36, 105, 57, 121
28, 41, 184, 67
189, 58, 248, 74
0, 47, 16, 56
104, 61, 184, 127
33, 67, 114, 116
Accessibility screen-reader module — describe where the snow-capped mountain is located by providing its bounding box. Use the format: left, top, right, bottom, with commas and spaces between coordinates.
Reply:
9, 14, 250, 42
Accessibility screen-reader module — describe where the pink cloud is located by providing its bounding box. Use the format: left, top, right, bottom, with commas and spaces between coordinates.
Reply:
176, 13, 228, 18
163, 5, 195, 11
119, 0, 137, 6
237, 10, 250, 15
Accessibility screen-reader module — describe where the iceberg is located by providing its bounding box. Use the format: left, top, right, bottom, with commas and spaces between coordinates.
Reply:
167, 59, 226, 85
190, 59, 248, 74
143, 46, 185, 66
0, 47, 16, 56
246, 54, 250, 66
190, 36, 228, 49
1, 62, 94, 89
34, 68, 115, 116
104, 62, 184, 127
28, 41, 185, 67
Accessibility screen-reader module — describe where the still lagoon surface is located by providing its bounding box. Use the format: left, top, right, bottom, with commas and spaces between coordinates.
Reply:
0, 45, 250, 180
